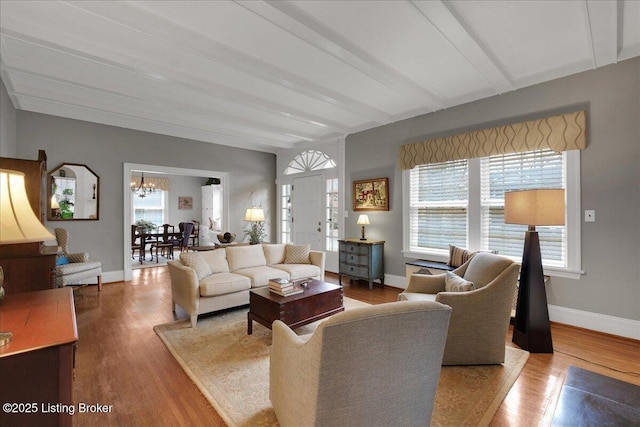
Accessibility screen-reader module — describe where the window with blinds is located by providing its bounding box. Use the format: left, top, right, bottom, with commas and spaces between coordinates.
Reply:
481, 149, 566, 265
407, 149, 568, 268
409, 159, 468, 252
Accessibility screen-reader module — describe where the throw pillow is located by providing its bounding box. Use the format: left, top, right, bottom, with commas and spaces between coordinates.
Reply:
180, 252, 213, 280
284, 244, 311, 264
445, 271, 475, 292
448, 244, 474, 267
56, 256, 69, 266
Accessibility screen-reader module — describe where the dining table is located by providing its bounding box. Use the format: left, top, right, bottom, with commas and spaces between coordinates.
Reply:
136, 229, 185, 263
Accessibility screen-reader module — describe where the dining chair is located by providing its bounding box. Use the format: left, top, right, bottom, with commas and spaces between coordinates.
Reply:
190, 220, 200, 247
131, 224, 143, 263
150, 224, 175, 262
178, 222, 195, 252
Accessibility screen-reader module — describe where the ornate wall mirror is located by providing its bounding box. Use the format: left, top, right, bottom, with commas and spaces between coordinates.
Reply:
48, 163, 99, 221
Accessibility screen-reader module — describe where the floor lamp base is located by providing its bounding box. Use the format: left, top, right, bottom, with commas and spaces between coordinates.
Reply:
512, 230, 553, 353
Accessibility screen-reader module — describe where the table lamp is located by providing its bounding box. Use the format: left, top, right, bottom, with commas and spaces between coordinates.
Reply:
505, 188, 564, 353
0, 169, 55, 346
357, 214, 370, 240
244, 207, 265, 244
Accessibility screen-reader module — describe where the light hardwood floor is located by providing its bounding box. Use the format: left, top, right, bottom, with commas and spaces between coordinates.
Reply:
71, 267, 640, 426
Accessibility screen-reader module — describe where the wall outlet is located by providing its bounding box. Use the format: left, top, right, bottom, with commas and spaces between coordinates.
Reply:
584, 210, 595, 222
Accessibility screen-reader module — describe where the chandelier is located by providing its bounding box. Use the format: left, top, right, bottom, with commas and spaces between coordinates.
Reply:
131, 172, 155, 198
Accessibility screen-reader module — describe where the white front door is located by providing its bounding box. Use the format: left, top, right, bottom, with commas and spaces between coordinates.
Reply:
292, 175, 323, 250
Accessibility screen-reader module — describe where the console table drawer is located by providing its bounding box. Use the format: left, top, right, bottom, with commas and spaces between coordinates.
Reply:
339, 242, 369, 255
339, 263, 369, 278
339, 252, 369, 265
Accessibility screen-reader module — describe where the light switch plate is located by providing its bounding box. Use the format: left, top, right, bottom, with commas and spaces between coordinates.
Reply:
584, 210, 595, 222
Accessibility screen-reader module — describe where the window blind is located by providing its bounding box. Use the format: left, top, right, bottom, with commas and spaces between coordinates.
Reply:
409, 159, 468, 252
481, 149, 565, 265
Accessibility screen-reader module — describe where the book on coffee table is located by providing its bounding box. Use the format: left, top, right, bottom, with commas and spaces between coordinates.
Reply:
269, 283, 304, 297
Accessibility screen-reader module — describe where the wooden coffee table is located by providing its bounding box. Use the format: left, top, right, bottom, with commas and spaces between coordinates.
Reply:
247, 279, 344, 334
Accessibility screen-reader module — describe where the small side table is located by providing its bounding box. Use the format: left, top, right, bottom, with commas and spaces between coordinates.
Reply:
338, 239, 385, 290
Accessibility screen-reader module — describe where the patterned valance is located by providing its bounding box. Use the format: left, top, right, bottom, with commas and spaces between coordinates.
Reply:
398, 110, 586, 170
131, 176, 170, 191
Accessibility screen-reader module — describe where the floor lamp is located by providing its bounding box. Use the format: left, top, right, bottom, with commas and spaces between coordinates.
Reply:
0, 169, 56, 346
505, 189, 565, 354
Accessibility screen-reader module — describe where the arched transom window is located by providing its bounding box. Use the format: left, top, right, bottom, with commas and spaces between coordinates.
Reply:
284, 150, 336, 175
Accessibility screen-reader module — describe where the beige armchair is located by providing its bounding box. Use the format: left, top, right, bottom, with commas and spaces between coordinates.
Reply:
54, 228, 102, 291
270, 301, 452, 427
399, 252, 519, 365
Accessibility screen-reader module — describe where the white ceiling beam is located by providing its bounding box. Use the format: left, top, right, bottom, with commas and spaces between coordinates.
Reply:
68, 0, 391, 125
585, 0, 618, 67
237, 0, 443, 111
409, 0, 513, 94
14, 92, 294, 152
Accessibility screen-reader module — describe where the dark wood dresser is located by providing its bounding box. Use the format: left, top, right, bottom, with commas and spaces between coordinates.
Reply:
0, 288, 77, 427
0, 150, 56, 294
338, 239, 385, 290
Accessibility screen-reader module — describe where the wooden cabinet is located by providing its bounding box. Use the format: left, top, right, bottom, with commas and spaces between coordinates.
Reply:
0, 150, 55, 294
0, 288, 78, 427
338, 239, 385, 290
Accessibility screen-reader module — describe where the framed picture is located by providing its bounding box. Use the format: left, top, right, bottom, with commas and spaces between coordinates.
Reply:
178, 196, 193, 210
353, 177, 389, 211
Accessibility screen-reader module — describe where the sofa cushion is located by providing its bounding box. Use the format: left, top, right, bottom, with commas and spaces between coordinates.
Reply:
263, 243, 286, 265
233, 266, 288, 287
226, 245, 266, 272
199, 273, 251, 297
445, 271, 475, 292
56, 260, 102, 276
180, 252, 212, 280
272, 264, 321, 281
284, 244, 311, 264
397, 292, 438, 302
200, 249, 230, 273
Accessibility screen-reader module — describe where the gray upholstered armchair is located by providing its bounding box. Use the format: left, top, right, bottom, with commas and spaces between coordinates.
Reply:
399, 252, 519, 365
270, 301, 452, 427
54, 228, 102, 291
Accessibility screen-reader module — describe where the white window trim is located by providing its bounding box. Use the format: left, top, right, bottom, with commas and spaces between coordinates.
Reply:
402, 150, 583, 279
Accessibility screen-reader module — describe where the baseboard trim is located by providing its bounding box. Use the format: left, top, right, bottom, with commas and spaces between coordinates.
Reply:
386, 274, 639, 341
549, 304, 640, 341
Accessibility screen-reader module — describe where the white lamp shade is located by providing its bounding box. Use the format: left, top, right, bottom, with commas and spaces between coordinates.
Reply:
51, 195, 60, 209
504, 189, 565, 226
357, 214, 370, 225
244, 207, 265, 222
1, 169, 55, 244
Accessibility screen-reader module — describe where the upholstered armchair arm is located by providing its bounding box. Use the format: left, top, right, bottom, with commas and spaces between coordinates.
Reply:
167, 260, 200, 317
270, 321, 320, 427
309, 250, 325, 281
405, 273, 447, 294
67, 252, 89, 263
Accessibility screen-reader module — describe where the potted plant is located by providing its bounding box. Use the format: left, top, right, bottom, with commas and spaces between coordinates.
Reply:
135, 219, 157, 234
244, 221, 266, 245
59, 188, 74, 219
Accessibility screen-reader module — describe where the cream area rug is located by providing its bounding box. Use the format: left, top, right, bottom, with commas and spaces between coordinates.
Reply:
154, 298, 529, 427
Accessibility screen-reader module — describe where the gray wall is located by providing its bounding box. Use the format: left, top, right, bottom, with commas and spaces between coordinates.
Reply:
11, 111, 276, 273
0, 79, 17, 157
345, 57, 640, 322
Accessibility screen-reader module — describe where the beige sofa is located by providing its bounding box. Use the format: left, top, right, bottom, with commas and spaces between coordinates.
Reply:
167, 243, 325, 327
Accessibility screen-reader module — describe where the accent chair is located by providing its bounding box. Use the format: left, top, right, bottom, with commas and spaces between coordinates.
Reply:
54, 228, 102, 291
398, 252, 519, 365
270, 300, 452, 427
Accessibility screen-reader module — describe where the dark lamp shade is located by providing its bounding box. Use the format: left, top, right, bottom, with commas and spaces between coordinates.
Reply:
504, 189, 565, 226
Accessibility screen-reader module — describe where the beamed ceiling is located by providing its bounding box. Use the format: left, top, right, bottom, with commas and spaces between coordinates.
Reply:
1, 1, 639, 153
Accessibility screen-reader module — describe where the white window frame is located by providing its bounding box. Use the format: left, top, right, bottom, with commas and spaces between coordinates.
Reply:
402, 150, 583, 279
